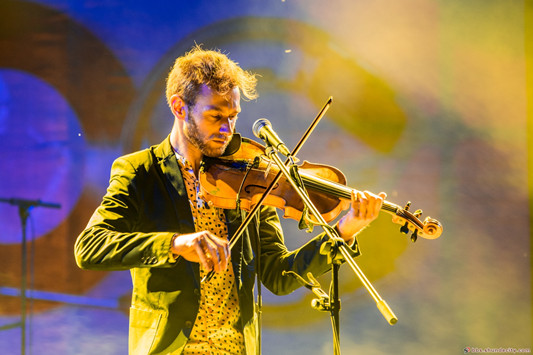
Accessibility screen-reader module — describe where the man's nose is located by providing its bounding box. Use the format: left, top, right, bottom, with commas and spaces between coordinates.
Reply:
219, 118, 235, 135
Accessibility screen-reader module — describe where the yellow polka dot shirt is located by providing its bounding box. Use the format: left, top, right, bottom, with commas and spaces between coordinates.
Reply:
175, 153, 245, 355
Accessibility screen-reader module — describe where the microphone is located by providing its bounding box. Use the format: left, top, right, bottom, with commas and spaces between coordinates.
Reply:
252, 118, 291, 157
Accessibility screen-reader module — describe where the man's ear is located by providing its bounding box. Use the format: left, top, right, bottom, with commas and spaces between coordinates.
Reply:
170, 94, 187, 120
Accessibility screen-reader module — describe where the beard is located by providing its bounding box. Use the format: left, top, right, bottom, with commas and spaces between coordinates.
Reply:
185, 114, 231, 158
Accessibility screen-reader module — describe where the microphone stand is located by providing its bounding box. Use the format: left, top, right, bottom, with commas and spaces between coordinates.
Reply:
283, 270, 341, 352
264, 147, 397, 355
0, 198, 61, 355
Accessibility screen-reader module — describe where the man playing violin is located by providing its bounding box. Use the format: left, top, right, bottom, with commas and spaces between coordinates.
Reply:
75, 45, 386, 355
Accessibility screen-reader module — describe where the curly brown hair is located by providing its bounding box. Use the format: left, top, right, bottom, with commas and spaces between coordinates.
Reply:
165, 45, 258, 108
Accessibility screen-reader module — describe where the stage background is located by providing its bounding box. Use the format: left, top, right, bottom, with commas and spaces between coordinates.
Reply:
0, 0, 531, 354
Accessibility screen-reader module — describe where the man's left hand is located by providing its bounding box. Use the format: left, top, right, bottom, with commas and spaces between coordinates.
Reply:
337, 190, 387, 243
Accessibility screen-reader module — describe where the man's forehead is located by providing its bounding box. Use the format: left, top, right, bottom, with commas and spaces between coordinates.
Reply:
197, 85, 240, 110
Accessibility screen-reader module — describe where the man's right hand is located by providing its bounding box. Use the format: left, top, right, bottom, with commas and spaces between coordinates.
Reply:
170, 231, 230, 272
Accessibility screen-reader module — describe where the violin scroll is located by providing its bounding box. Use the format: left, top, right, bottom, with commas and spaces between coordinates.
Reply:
389, 201, 443, 241
421, 217, 442, 239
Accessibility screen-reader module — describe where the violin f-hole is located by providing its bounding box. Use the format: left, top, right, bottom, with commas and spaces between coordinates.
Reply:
244, 183, 280, 194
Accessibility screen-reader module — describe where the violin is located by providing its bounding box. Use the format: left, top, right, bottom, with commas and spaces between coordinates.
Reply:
199, 137, 443, 241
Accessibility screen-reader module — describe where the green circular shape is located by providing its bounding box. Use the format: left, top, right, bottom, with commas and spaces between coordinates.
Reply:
122, 16, 408, 328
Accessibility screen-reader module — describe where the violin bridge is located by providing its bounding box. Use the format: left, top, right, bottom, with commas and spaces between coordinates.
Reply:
264, 159, 272, 179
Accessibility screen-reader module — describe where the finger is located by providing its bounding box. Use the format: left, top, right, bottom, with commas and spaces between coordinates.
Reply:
218, 237, 230, 270
358, 191, 369, 219
360, 191, 373, 219
202, 236, 222, 272
216, 238, 229, 270
350, 191, 356, 216
351, 190, 361, 218
195, 237, 212, 271
375, 192, 386, 215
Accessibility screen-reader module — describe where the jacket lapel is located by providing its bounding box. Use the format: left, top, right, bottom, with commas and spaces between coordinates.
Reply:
153, 136, 199, 280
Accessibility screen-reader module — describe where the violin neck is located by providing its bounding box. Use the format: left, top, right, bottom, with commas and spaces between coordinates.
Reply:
297, 168, 443, 240
299, 171, 399, 214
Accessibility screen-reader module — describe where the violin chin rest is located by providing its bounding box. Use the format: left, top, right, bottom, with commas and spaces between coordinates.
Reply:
221, 133, 242, 156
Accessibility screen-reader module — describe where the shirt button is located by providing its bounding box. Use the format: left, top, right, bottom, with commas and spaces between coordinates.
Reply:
184, 321, 192, 328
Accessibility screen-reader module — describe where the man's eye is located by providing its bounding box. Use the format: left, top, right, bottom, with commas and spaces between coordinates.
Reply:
210, 114, 238, 122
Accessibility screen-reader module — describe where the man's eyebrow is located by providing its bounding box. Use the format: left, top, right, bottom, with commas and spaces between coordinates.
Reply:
205, 106, 241, 113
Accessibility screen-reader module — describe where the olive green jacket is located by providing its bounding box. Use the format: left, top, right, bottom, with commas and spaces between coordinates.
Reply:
74, 136, 359, 355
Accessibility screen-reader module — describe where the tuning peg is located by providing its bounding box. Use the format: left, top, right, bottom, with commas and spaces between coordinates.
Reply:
400, 222, 410, 234
410, 229, 418, 243
414, 209, 423, 218
403, 201, 411, 211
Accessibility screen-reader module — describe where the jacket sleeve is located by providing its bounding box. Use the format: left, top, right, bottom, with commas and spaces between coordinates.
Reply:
256, 205, 360, 296
74, 156, 176, 271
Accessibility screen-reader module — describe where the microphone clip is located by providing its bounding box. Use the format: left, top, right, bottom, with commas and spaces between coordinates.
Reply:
252, 118, 292, 157
282, 271, 333, 312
